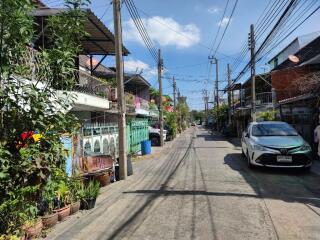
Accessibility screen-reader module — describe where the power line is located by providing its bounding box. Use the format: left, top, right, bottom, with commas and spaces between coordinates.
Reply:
99, 1, 112, 20
231, 0, 289, 75
230, 0, 317, 87
126, 0, 158, 59
208, 0, 230, 54
124, 0, 158, 62
213, 0, 239, 57
258, 0, 317, 58
166, 61, 208, 70
257, 3, 320, 63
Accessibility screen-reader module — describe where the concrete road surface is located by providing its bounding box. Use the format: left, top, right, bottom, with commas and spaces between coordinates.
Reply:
46, 126, 320, 240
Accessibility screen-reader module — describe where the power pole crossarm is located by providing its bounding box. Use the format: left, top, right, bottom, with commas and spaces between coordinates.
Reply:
113, 0, 127, 180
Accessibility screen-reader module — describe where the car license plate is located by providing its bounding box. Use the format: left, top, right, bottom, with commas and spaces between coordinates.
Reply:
277, 156, 292, 162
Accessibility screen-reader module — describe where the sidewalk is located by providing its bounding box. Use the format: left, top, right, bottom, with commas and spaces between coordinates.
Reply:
132, 133, 181, 162
44, 131, 186, 239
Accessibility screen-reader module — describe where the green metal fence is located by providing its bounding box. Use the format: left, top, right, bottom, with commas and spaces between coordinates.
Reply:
127, 119, 149, 153
81, 119, 149, 157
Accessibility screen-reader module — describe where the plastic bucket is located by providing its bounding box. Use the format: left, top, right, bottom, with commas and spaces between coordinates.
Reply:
141, 140, 151, 155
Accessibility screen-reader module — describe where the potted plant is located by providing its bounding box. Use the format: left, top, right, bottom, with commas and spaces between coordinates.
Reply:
22, 205, 43, 239
80, 180, 100, 210
23, 217, 43, 239
40, 181, 59, 228
53, 181, 71, 221
68, 176, 82, 214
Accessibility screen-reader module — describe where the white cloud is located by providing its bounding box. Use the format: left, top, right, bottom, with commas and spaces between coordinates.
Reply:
217, 17, 232, 27
124, 59, 157, 79
208, 6, 220, 14
123, 16, 201, 48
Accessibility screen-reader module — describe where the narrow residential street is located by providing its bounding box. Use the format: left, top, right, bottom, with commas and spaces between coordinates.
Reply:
47, 126, 320, 240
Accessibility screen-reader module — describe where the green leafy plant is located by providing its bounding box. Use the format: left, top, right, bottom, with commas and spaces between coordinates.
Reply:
83, 180, 100, 199
165, 112, 177, 138
68, 175, 83, 202
257, 110, 277, 121
41, 180, 58, 215
176, 102, 190, 132
57, 181, 70, 207
0, 0, 89, 235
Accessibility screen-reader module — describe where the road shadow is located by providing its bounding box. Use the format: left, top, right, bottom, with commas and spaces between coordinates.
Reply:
224, 153, 320, 210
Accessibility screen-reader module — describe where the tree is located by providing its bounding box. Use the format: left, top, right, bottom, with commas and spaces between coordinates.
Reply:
0, 0, 89, 236
190, 110, 204, 122
177, 102, 189, 132
212, 104, 229, 125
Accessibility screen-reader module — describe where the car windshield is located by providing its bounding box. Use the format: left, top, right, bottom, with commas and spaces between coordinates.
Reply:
252, 123, 298, 136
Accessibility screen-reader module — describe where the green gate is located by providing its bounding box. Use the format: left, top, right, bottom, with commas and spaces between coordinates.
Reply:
127, 119, 149, 153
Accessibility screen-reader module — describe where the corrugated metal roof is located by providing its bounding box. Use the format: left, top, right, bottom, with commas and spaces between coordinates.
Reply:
33, 0, 47, 8
32, 8, 129, 56
278, 93, 315, 104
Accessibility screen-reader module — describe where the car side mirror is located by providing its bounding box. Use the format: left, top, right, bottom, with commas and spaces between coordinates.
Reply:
245, 132, 249, 138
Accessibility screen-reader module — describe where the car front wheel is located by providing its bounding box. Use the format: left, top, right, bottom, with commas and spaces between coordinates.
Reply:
246, 151, 254, 169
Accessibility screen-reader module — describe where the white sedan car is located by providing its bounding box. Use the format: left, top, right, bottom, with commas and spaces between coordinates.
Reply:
241, 121, 313, 169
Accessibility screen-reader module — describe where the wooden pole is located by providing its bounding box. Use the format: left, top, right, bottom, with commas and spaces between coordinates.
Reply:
113, 0, 127, 180
173, 76, 176, 110
215, 58, 219, 108
227, 63, 232, 125
250, 24, 256, 121
158, 49, 164, 146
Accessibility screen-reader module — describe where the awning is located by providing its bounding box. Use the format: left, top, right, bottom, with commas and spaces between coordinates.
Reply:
32, 8, 129, 56
278, 93, 316, 105
225, 83, 242, 91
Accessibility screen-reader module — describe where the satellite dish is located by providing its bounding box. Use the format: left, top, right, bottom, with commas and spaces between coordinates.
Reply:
288, 55, 300, 63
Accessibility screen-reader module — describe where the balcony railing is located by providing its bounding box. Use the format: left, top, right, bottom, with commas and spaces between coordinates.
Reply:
76, 70, 111, 99
135, 96, 149, 111
244, 92, 273, 107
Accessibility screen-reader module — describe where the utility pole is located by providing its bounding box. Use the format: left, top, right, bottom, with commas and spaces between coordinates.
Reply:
158, 49, 164, 146
113, 0, 127, 180
227, 63, 232, 125
208, 56, 219, 129
249, 24, 256, 122
178, 89, 182, 131
173, 76, 176, 110
202, 89, 209, 126
215, 59, 219, 108
208, 57, 219, 108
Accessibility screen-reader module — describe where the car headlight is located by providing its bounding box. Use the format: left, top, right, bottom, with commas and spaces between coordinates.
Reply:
299, 144, 311, 151
253, 144, 267, 151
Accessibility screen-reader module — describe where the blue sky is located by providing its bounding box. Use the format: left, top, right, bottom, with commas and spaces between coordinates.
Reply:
43, 0, 320, 110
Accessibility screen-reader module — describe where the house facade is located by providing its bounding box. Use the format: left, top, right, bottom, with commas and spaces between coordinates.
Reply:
268, 32, 320, 146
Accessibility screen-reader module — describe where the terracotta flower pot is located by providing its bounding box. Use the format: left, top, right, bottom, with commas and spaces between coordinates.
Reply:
70, 201, 80, 214
24, 218, 43, 239
54, 205, 71, 221
96, 173, 110, 187
42, 212, 58, 228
